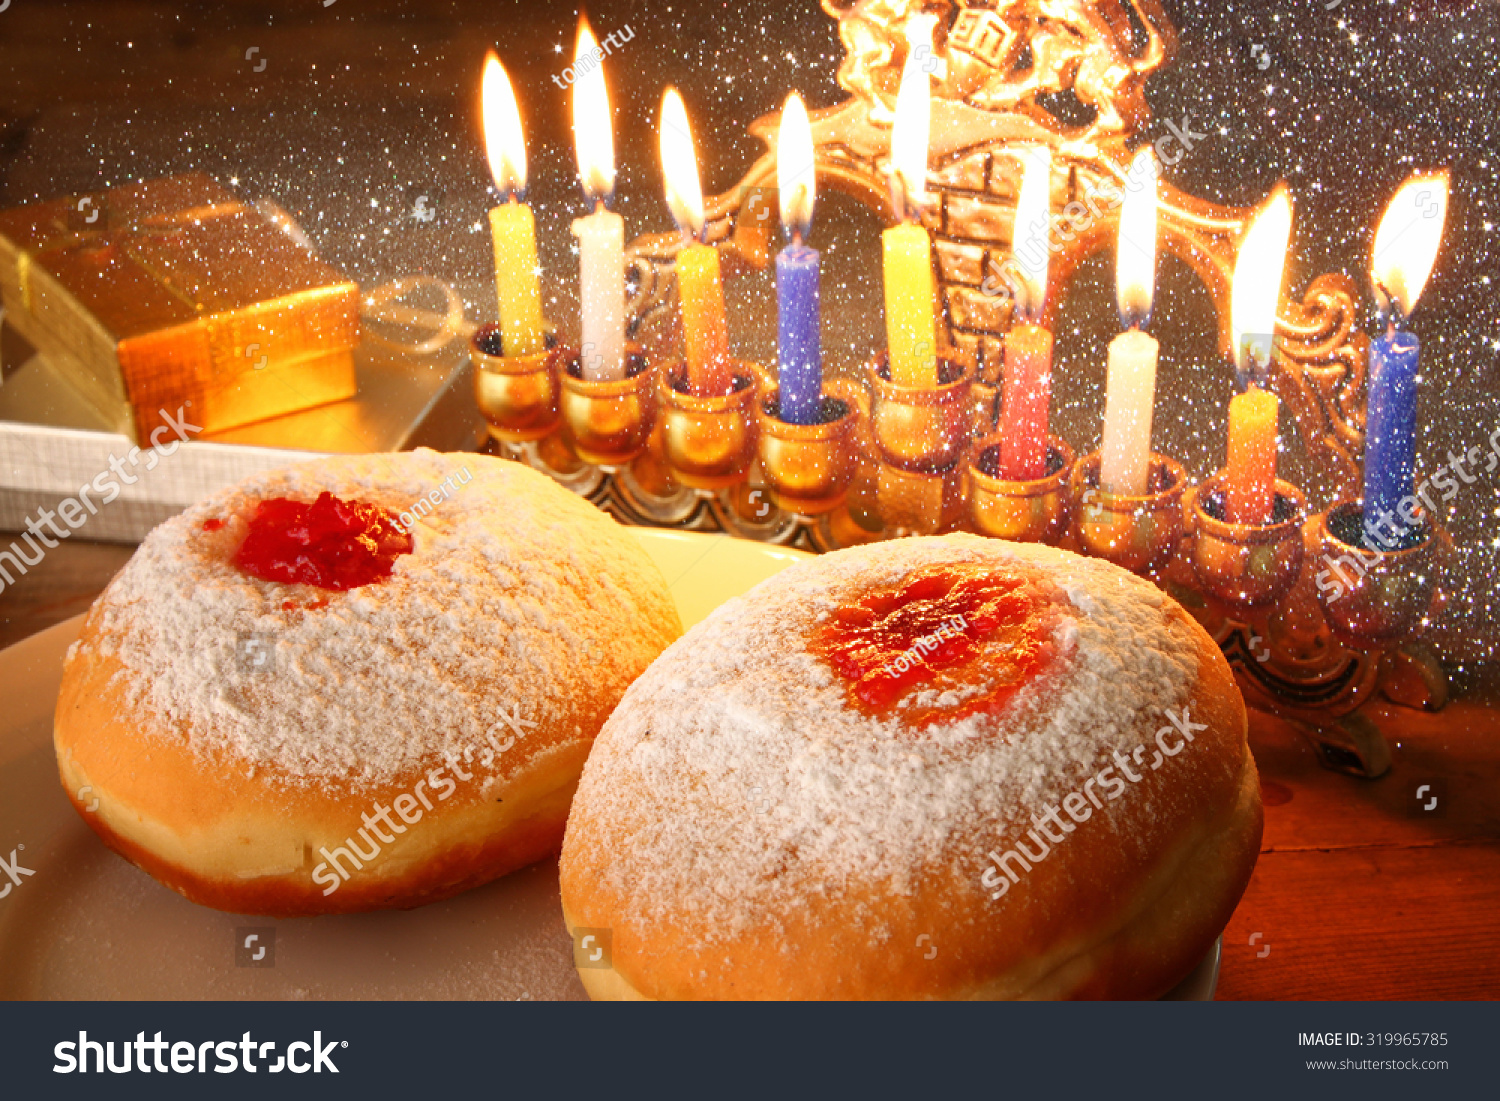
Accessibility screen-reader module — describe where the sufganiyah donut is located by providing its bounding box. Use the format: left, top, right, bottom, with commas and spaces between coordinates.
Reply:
54, 450, 681, 916
560, 534, 1260, 999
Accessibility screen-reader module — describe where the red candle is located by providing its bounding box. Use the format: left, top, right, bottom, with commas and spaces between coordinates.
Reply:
999, 322, 1054, 479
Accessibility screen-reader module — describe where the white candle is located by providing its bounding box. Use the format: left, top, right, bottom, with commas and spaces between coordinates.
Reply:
1101, 329, 1159, 495
572, 205, 625, 381
569, 18, 625, 382
1100, 148, 1160, 496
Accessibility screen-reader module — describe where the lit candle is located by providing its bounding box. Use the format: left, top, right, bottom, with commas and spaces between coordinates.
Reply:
882, 41, 938, 388
1226, 387, 1280, 524
775, 92, 821, 425
1364, 171, 1449, 545
482, 54, 545, 357
1100, 148, 1160, 497
1225, 188, 1293, 525
999, 146, 1054, 480
569, 18, 626, 382
660, 87, 734, 397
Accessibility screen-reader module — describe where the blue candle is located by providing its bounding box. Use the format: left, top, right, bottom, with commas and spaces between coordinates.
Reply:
1362, 327, 1420, 546
776, 241, 821, 424
1362, 169, 1449, 548
774, 91, 822, 425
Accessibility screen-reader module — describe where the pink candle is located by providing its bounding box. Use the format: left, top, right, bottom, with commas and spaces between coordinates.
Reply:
999, 322, 1054, 479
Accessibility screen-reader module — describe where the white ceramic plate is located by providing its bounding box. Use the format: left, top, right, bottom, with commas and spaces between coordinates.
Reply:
0, 529, 1217, 1000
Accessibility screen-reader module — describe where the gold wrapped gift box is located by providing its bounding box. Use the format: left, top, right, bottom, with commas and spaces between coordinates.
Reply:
0, 173, 358, 443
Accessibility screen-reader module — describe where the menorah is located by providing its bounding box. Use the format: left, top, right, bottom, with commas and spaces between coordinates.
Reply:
472, 0, 1448, 778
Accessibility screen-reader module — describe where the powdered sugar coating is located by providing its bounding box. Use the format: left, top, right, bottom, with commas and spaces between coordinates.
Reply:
74, 450, 674, 790
567, 534, 1203, 940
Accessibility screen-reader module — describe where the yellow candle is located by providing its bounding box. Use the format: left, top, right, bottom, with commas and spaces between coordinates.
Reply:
881, 23, 939, 389
677, 240, 733, 396
1226, 385, 1279, 524
660, 87, 734, 397
481, 53, 544, 356
882, 222, 939, 387
489, 201, 545, 357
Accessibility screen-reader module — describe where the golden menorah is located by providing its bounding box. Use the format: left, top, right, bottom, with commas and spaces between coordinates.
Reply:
474, 0, 1448, 778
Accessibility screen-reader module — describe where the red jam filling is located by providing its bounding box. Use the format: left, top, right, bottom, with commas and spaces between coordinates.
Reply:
811, 563, 1064, 727
202, 518, 225, 532
232, 491, 412, 591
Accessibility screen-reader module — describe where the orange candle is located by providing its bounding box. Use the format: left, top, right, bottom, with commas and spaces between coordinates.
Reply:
659, 87, 734, 397
1225, 188, 1294, 525
1225, 385, 1279, 524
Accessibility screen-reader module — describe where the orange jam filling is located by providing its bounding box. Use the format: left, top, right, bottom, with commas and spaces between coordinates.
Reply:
811, 562, 1064, 726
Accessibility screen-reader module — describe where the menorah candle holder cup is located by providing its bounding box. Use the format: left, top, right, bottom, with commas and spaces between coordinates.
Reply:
657, 363, 761, 490
866, 349, 976, 474
1069, 451, 1188, 574
1189, 473, 1308, 610
756, 386, 861, 515
471, 324, 562, 444
968, 434, 1075, 543
558, 346, 655, 467
1313, 501, 1448, 650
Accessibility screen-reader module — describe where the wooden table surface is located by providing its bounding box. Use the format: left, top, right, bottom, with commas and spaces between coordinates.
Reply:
3, 540, 1496, 1000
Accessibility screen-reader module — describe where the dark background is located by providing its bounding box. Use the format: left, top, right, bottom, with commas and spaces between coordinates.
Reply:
0, 0, 1496, 671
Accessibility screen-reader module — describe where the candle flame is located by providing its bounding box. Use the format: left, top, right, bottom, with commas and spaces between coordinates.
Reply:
888, 41, 932, 219
1231, 186, 1294, 377
1115, 147, 1158, 328
1011, 146, 1051, 319
777, 92, 816, 241
660, 87, 705, 239
572, 17, 615, 202
1371, 170, 1449, 322
481, 52, 526, 198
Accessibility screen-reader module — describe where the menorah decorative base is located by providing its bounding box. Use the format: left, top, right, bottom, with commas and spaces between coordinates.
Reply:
492, 429, 1446, 781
